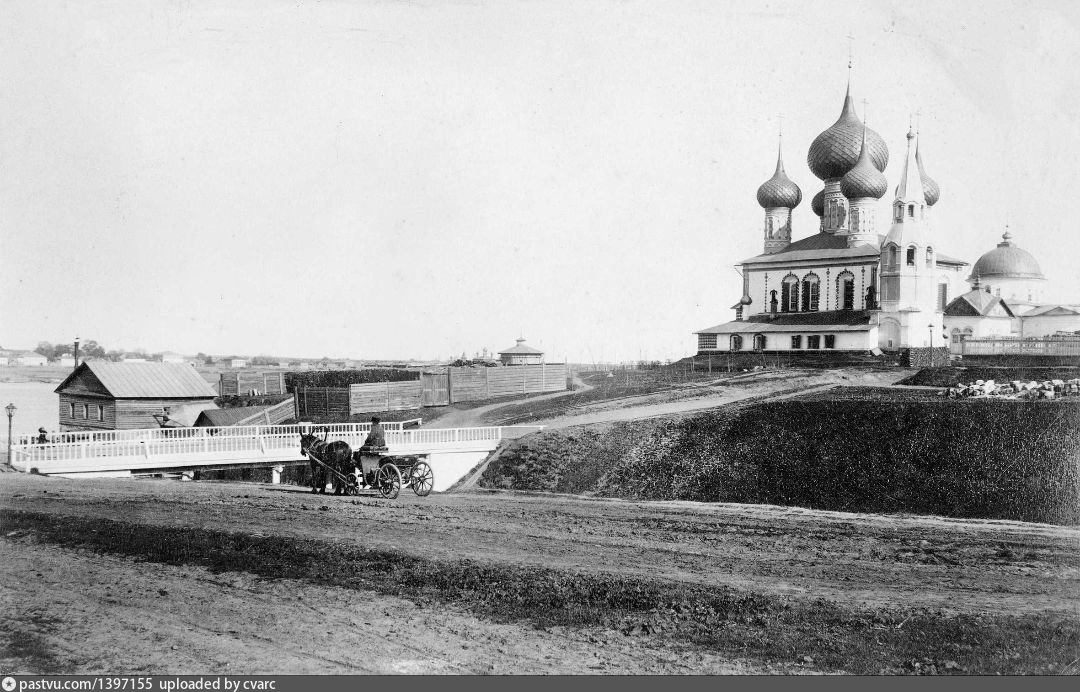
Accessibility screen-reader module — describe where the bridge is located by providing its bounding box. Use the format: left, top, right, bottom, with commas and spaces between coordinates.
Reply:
9, 421, 544, 493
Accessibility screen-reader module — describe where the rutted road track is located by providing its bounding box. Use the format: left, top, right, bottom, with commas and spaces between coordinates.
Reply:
2, 474, 1078, 674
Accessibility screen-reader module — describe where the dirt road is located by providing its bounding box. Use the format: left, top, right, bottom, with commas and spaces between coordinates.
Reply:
2, 473, 1077, 674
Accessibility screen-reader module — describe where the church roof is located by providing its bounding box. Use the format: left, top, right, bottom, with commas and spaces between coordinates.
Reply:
756, 141, 802, 209
969, 232, 1045, 281
807, 85, 889, 180
742, 232, 879, 265
944, 289, 1015, 318
697, 310, 873, 334
742, 231, 968, 267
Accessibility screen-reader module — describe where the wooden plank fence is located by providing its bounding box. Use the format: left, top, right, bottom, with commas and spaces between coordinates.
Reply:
219, 371, 287, 396
956, 336, 1080, 357
294, 364, 568, 417
448, 364, 568, 404
349, 381, 424, 412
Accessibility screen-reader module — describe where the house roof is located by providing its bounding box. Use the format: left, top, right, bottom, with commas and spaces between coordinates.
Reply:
944, 290, 1015, 318
697, 310, 874, 334
499, 339, 544, 355
194, 406, 268, 427
1019, 304, 1080, 317
55, 361, 217, 398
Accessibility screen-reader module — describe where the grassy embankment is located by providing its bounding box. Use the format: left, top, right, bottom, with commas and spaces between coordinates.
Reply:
4, 509, 1077, 675
480, 386, 1080, 526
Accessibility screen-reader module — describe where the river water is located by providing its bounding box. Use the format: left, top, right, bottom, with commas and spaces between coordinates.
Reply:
0, 381, 60, 461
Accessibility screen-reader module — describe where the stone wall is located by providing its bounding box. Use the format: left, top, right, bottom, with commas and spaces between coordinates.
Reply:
901, 347, 951, 367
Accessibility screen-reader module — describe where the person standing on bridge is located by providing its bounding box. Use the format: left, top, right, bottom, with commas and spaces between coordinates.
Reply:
361, 416, 386, 450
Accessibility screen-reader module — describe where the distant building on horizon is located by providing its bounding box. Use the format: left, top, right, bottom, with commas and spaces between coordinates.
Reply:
498, 338, 544, 366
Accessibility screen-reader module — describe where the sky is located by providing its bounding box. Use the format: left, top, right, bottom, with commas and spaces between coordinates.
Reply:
2, 0, 1079, 363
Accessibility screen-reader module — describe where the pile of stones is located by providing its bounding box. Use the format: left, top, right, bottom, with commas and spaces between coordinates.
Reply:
944, 378, 1080, 400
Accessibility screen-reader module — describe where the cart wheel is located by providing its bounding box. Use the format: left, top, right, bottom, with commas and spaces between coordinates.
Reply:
409, 461, 434, 497
377, 463, 402, 500
345, 473, 360, 496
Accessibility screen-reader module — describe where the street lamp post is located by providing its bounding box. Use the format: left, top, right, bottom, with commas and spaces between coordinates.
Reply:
5, 403, 16, 469
928, 323, 935, 365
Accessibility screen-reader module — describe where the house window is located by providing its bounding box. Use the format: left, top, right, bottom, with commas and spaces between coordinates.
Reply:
81, 404, 88, 419
753, 334, 766, 351
730, 335, 743, 352
791, 335, 802, 349
698, 334, 717, 350
801, 274, 820, 312
807, 335, 821, 349
781, 275, 799, 312
97, 405, 104, 422
824, 335, 836, 349
906, 247, 916, 266
69, 403, 75, 419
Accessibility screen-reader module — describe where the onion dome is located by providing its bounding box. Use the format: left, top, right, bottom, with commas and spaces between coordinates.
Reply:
840, 127, 888, 199
970, 232, 1045, 281
807, 86, 888, 180
756, 143, 802, 209
811, 189, 825, 216
915, 144, 940, 206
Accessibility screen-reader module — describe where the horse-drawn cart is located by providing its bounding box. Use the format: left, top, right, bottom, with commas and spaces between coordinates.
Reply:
300, 427, 434, 500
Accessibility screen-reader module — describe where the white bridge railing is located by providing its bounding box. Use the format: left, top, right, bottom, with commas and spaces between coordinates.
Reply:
10, 421, 540, 475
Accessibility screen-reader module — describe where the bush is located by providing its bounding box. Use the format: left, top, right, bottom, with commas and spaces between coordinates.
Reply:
285, 368, 419, 391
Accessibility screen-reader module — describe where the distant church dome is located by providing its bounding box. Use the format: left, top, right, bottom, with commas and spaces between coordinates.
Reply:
811, 189, 825, 217
807, 88, 888, 181
970, 232, 1045, 281
916, 144, 940, 206
840, 130, 888, 199
756, 145, 802, 209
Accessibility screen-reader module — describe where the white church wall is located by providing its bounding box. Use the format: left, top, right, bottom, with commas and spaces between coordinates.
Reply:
1021, 313, 1080, 337
945, 315, 1013, 340
745, 260, 878, 314
697, 328, 876, 352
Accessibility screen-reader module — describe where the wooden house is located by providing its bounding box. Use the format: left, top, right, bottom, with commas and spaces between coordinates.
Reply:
54, 361, 217, 431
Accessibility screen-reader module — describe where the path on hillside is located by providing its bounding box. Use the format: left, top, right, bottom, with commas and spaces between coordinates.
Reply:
447, 368, 908, 491
422, 371, 594, 428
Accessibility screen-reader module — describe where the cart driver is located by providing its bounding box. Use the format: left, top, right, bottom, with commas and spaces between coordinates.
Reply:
361, 416, 386, 450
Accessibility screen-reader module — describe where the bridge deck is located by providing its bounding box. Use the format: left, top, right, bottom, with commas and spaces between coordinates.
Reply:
11, 422, 543, 477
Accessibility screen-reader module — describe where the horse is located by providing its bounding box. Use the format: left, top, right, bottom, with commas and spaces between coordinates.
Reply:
299, 428, 354, 495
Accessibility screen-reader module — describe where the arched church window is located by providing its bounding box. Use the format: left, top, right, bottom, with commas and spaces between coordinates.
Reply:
888, 245, 898, 268
753, 334, 766, 351
801, 273, 820, 312
906, 247, 916, 266
908, 204, 915, 217
837, 271, 855, 311
730, 335, 743, 352
926, 247, 934, 268
781, 275, 799, 313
